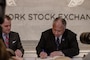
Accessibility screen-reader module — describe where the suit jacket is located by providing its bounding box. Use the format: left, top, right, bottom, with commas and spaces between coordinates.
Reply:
36, 29, 79, 58
0, 26, 2, 38
1, 31, 24, 55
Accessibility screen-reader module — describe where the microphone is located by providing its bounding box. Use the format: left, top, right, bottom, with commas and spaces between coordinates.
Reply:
80, 32, 90, 44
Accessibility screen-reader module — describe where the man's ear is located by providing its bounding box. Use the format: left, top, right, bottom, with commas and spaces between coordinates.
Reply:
63, 25, 66, 29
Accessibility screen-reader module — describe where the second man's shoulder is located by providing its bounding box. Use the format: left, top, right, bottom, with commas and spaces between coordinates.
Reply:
65, 29, 76, 36
42, 28, 52, 33
10, 31, 19, 35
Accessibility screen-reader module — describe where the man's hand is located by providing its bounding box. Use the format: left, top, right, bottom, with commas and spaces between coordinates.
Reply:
50, 51, 64, 57
39, 51, 48, 59
15, 49, 22, 57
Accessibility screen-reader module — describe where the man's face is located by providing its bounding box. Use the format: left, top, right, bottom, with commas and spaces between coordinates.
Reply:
1, 18, 11, 34
52, 20, 65, 37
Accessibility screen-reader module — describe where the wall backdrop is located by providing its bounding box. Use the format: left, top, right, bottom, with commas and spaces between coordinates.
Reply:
6, 0, 90, 41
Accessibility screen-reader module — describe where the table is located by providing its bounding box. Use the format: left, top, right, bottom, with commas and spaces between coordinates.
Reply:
24, 57, 82, 60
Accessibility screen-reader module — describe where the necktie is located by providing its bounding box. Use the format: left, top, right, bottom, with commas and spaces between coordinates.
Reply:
56, 37, 59, 50
5, 34, 9, 48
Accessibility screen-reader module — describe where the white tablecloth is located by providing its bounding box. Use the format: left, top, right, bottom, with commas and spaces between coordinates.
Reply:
24, 57, 82, 60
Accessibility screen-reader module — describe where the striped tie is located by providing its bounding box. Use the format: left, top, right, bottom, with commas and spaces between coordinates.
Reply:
56, 37, 59, 50
5, 34, 9, 48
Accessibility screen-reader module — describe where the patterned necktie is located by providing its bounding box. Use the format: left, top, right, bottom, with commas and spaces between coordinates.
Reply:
5, 34, 9, 48
56, 37, 59, 50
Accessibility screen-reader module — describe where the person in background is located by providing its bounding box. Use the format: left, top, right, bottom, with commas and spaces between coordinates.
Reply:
0, 0, 6, 24
0, 39, 23, 60
0, 0, 6, 39
0, 26, 2, 38
0, 15, 24, 57
0, 39, 10, 60
36, 17, 79, 59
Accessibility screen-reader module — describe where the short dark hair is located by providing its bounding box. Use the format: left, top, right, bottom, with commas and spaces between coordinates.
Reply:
0, 15, 12, 24
53, 17, 67, 26
4, 15, 12, 21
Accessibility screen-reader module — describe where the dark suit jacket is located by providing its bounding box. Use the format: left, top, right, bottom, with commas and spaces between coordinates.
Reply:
1, 31, 24, 56
36, 29, 79, 58
0, 26, 2, 38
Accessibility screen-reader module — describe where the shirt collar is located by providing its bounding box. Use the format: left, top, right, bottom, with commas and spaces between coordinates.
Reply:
55, 35, 62, 40
2, 33, 9, 37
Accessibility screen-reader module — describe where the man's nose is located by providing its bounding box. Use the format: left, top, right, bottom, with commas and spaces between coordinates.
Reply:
55, 31, 58, 34
8, 26, 11, 29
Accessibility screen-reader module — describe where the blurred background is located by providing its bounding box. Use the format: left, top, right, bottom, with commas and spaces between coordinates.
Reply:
5, 0, 90, 58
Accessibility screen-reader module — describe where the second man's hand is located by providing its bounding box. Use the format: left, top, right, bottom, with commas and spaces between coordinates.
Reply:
39, 51, 48, 59
50, 51, 64, 57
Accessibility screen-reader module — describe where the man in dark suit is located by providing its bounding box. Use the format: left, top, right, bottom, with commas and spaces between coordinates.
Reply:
36, 17, 79, 58
0, 15, 24, 57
